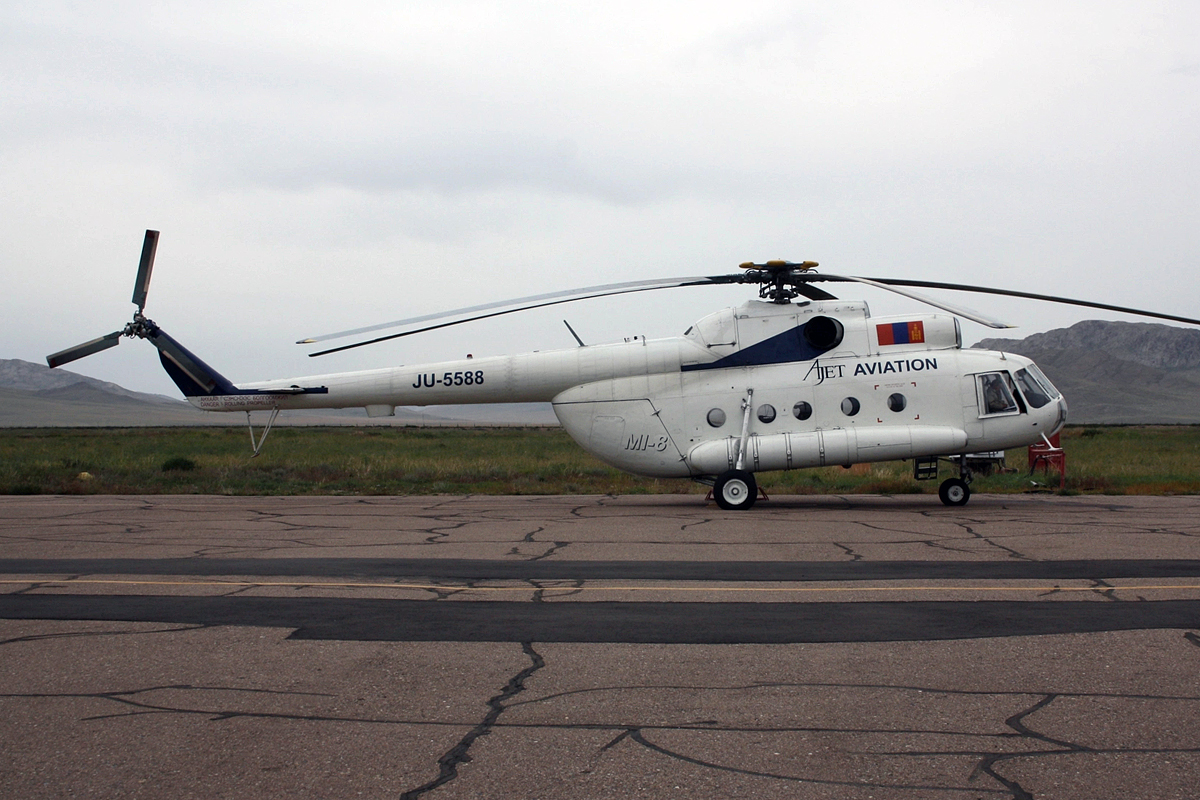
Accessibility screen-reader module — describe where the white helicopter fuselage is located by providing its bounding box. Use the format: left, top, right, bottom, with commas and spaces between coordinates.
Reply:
201, 299, 1067, 481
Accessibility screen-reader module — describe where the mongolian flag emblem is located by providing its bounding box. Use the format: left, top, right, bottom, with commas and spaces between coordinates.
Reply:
877, 321, 925, 346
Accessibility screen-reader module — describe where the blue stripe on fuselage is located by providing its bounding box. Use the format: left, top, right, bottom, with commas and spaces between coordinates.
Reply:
681, 324, 835, 372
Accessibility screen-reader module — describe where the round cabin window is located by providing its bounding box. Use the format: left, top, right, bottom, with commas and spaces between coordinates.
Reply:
841, 397, 861, 417
707, 408, 727, 428
888, 393, 907, 412
757, 404, 776, 424
793, 401, 813, 420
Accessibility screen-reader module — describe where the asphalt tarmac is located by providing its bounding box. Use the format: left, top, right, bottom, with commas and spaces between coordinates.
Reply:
2, 493, 1199, 799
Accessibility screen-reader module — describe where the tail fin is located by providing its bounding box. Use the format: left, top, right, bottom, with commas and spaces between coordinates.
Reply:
146, 324, 239, 397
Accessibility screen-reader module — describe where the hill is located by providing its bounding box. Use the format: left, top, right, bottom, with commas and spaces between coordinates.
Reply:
0, 358, 186, 405
973, 320, 1200, 424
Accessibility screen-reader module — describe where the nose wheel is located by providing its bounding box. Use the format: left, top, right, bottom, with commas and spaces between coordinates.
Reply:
938, 477, 971, 506
714, 469, 759, 511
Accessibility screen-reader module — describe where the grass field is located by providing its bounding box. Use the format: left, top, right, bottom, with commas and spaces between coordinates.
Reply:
1, 425, 1198, 497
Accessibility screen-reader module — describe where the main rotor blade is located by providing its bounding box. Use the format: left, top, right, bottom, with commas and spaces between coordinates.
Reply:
46, 331, 123, 368
297, 273, 739, 345
861, 278, 1200, 327
307, 275, 738, 357
799, 274, 1015, 328
131, 229, 160, 312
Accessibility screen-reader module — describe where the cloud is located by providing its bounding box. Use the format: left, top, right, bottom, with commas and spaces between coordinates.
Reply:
2, 1, 1198, 394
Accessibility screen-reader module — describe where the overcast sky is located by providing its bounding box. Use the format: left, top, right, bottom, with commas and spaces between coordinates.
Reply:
3, 1, 1198, 396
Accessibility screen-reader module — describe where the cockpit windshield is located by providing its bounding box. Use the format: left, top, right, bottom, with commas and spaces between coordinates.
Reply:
1015, 366, 1060, 409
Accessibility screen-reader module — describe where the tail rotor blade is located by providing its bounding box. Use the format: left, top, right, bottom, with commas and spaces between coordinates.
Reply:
131, 229, 160, 311
46, 331, 123, 368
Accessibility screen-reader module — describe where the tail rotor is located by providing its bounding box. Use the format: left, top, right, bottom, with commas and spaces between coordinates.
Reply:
46, 230, 162, 368
45, 230, 230, 395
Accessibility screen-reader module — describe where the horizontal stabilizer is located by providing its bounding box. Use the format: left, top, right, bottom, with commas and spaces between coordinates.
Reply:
242, 386, 329, 395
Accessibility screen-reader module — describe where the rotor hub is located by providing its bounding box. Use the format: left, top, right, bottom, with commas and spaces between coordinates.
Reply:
123, 312, 159, 340
737, 260, 821, 303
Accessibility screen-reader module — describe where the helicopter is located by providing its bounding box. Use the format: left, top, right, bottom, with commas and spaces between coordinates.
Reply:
46, 230, 1200, 510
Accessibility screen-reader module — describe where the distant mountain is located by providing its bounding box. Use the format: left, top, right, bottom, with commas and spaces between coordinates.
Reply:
0, 358, 557, 427
973, 321, 1200, 424
0, 359, 184, 405
0, 384, 217, 427
0, 359, 212, 426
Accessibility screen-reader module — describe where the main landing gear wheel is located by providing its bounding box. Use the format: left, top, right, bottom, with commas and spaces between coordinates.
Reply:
938, 477, 971, 506
714, 469, 758, 511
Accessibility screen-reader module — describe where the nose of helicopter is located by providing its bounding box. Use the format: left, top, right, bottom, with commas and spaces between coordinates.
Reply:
1052, 394, 1069, 435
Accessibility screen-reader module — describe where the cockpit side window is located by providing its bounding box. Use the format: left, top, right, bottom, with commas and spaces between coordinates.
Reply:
978, 372, 1019, 416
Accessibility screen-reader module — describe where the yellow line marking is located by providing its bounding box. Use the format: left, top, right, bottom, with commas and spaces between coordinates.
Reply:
3, 579, 1200, 594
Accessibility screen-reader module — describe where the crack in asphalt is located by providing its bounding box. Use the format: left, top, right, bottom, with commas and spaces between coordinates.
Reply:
422, 580, 478, 601
953, 520, 1035, 561
0, 623, 210, 646
623, 727, 1010, 795
399, 642, 545, 800
216, 584, 258, 597
831, 542, 863, 561
412, 518, 476, 546
506, 527, 574, 562
505, 526, 555, 559
528, 541, 571, 561
0, 683, 336, 722
528, 579, 585, 603
968, 694, 1082, 799
508, 678, 1200, 712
